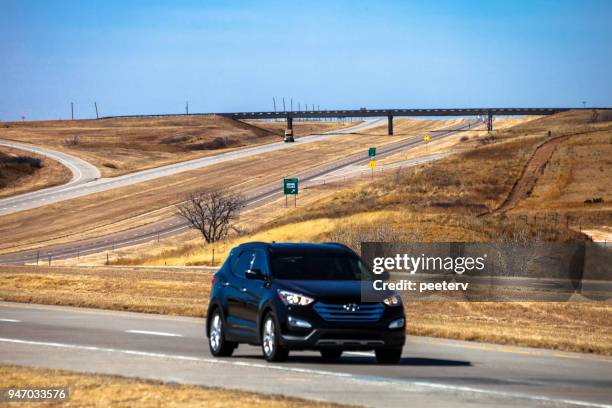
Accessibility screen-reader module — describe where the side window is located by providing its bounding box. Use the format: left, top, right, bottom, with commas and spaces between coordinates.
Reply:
231, 250, 255, 279
251, 249, 269, 275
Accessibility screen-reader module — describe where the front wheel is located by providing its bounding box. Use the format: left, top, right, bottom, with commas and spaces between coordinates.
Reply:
261, 314, 289, 362
208, 310, 236, 357
375, 347, 402, 364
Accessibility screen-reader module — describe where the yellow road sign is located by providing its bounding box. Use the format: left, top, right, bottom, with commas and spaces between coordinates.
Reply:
423, 134, 430, 142
369, 160, 376, 169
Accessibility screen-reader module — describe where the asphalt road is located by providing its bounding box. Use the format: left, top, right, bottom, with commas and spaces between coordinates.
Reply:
0, 120, 384, 217
0, 120, 476, 264
0, 302, 610, 407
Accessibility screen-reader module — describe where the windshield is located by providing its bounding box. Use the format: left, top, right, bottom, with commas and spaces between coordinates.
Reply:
270, 253, 374, 280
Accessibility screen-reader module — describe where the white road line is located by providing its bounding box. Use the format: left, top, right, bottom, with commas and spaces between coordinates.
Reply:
125, 330, 183, 337
0, 318, 20, 322
0, 337, 608, 408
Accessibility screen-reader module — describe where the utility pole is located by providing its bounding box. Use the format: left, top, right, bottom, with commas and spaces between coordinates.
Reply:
186, 101, 189, 115
71, 102, 74, 120
273, 97, 277, 121
290, 98, 293, 112
282, 97, 286, 112
94, 101, 99, 119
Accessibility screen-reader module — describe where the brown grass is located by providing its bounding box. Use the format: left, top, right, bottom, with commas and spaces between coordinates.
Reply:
513, 128, 612, 228
0, 116, 356, 177
0, 146, 71, 198
406, 301, 612, 355
102, 113, 588, 268
0, 119, 453, 254
0, 365, 350, 408
0, 266, 211, 316
1, 265, 609, 355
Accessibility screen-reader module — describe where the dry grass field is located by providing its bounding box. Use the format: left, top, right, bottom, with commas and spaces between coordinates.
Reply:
0, 265, 609, 355
0, 119, 458, 254
0, 146, 71, 198
104, 112, 605, 267
1, 111, 609, 356
0, 116, 355, 177
76, 110, 609, 355
0, 365, 349, 408
512, 126, 612, 228
378, 117, 539, 165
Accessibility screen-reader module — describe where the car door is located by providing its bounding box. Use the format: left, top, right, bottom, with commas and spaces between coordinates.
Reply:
225, 250, 254, 334
242, 249, 271, 330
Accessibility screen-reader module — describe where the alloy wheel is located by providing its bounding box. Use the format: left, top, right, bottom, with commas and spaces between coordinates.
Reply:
262, 317, 276, 357
209, 312, 222, 353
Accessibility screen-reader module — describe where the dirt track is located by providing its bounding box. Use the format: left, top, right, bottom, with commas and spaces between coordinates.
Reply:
492, 133, 579, 214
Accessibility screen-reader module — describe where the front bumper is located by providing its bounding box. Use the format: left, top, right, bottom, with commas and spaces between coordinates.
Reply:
277, 304, 406, 350
280, 327, 405, 350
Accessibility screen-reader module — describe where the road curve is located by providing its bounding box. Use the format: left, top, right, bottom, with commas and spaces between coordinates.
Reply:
0, 139, 101, 205
0, 120, 384, 217
0, 302, 610, 408
0, 121, 475, 264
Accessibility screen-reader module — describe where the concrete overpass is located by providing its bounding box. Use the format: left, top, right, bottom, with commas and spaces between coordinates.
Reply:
217, 107, 582, 135
101, 107, 607, 135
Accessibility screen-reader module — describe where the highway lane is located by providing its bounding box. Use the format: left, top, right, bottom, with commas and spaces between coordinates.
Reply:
0, 302, 610, 408
0, 120, 476, 264
0, 120, 384, 217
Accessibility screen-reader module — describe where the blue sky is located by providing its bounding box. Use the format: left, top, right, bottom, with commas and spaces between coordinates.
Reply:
1, 0, 611, 121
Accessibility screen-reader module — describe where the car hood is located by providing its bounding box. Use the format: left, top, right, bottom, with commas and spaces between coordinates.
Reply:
274, 279, 393, 303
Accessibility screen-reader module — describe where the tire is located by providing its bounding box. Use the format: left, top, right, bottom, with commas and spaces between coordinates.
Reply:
375, 347, 402, 364
208, 309, 237, 357
261, 313, 289, 362
320, 349, 343, 360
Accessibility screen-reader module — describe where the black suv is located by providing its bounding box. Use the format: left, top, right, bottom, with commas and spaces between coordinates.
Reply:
206, 242, 405, 363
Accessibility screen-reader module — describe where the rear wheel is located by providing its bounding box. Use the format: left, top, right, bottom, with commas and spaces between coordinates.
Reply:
320, 349, 343, 360
261, 314, 289, 362
208, 310, 236, 357
375, 347, 402, 364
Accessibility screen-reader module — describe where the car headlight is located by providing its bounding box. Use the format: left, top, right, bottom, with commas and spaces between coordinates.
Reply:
383, 294, 402, 306
278, 290, 314, 306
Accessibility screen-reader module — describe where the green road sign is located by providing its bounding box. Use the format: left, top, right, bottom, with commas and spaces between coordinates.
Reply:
283, 178, 298, 195
368, 147, 376, 157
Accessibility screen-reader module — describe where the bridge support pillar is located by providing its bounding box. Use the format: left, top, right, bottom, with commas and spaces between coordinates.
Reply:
487, 112, 493, 132
387, 115, 393, 135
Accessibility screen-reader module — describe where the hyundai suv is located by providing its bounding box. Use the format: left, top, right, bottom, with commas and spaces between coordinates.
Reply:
206, 242, 405, 363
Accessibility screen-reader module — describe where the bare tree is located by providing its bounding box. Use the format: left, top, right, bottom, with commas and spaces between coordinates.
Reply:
177, 190, 245, 243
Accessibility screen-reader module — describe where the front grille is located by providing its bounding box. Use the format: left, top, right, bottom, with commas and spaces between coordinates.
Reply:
314, 302, 384, 322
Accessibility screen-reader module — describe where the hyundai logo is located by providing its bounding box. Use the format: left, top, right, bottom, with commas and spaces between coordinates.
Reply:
343, 303, 359, 312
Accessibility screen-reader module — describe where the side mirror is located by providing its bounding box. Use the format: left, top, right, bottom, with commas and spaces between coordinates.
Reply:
246, 268, 264, 280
